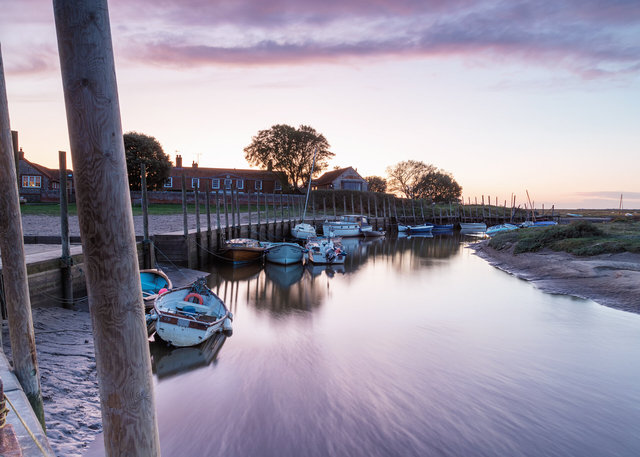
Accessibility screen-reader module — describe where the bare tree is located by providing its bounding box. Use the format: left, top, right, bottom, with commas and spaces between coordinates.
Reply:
386, 160, 435, 198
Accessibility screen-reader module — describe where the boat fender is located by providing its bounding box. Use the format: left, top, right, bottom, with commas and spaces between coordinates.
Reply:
158, 288, 168, 295
184, 292, 204, 304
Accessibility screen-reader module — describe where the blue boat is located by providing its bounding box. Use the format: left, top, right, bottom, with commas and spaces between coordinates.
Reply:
486, 223, 519, 236
432, 224, 454, 232
141, 269, 172, 309
407, 224, 434, 234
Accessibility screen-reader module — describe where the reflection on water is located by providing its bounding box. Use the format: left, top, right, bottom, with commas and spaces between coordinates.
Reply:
150, 333, 226, 379
153, 235, 640, 457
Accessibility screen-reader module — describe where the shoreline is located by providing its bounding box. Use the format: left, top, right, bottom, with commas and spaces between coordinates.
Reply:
471, 240, 640, 314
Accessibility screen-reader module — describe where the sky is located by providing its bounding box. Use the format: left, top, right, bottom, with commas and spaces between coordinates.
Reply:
1, 0, 639, 209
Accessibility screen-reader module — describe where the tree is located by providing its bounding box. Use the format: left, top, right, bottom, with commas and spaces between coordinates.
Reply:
124, 132, 172, 190
244, 124, 333, 191
415, 170, 462, 202
386, 160, 436, 198
365, 176, 387, 193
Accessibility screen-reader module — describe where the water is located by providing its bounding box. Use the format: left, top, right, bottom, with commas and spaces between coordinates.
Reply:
150, 234, 640, 457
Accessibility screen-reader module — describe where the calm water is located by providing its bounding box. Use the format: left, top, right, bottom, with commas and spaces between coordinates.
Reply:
150, 234, 640, 457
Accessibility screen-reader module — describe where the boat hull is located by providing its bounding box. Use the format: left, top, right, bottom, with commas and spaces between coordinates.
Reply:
432, 224, 454, 232
486, 224, 519, 236
263, 242, 305, 265
322, 222, 361, 237
407, 224, 434, 234
219, 239, 265, 263
291, 223, 317, 240
306, 237, 347, 264
140, 269, 172, 309
459, 223, 487, 231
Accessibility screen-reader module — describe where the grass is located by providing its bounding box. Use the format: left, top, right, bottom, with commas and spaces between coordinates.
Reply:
488, 220, 640, 256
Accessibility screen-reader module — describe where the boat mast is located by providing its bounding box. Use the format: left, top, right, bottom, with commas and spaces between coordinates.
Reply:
301, 147, 317, 222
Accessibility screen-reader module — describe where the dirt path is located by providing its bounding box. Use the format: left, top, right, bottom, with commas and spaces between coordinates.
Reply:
472, 241, 640, 313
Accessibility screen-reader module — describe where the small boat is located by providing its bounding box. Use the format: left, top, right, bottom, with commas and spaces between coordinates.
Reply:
398, 224, 409, 232
305, 237, 347, 264
218, 238, 265, 264
291, 222, 316, 240
432, 224, 454, 232
140, 269, 172, 309
567, 213, 583, 217
150, 278, 233, 347
533, 221, 558, 227
407, 224, 434, 234
459, 222, 487, 232
260, 241, 306, 265
323, 215, 372, 237
486, 223, 519, 236
362, 229, 385, 238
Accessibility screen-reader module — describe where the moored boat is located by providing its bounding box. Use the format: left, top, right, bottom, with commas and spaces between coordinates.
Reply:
459, 222, 487, 232
261, 241, 306, 265
432, 224, 454, 232
398, 224, 409, 232
218, 238, 265, 264
486, 223, 519, 236
407, 224, 434, 234
305, 236, 347, 264
150, 278, 233, 347
291, 222, 316, 240
323, 215, 372, 237
140, 268, 172, 309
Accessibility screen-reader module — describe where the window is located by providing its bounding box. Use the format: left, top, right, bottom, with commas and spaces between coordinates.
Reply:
211, 178, 220, 190
191, 178, 200, 189
341, 181, 362, 191
255, 180, 262, 191
22, 175, 41, 188
236, 179, 244, 190
274, 180, 282, 191
164, 177, 173, 188
52, 182, 60, 190
224, 179, 232, 190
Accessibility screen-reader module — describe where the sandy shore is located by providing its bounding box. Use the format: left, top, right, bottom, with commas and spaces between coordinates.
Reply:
472, 241, 640, 314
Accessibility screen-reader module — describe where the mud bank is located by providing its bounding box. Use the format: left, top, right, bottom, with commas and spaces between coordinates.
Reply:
2, 307, 99, 457
472, 241, 640, 314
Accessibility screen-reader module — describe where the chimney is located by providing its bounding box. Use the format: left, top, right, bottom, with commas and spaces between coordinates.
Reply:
19, 147, 24, 160
192, 161, 198, 168
176, 154, 182, 168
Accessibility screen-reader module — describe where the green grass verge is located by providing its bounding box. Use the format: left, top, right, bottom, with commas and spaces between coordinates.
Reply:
488, 220, 640, 256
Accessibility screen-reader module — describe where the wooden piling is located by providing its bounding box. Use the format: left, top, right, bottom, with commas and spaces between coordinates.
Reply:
59, 150, 73, 307
248, 190, 253, 238
223, 190, 230, 240
140, 163, 151, 269
194, 186, 201, 266
0, 46, 46, 427
53, 2, 160, 453
181, 173, 188, 238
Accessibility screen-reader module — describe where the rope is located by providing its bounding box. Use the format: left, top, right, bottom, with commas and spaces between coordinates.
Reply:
153, 246, 193, 281
3, 393, 49, 456
0, 393, 8, 429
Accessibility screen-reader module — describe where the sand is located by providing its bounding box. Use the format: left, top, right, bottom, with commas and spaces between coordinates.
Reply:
472, 241, 640, 313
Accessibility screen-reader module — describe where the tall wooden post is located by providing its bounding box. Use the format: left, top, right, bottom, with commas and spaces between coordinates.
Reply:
140, 163, 151, 269
205, 181, 211, 248
332, 192, 337, 219
53, 2, 160, 454
256, 192, 261, 239
351, 194, 355, 214
194, 186, 201, 267
60, 150, 73, 308
248, 190, 253, 238
215, 189, 221, 244
0, 45, 46, 427
181, 173, 188, 238
223, 189, 229, 240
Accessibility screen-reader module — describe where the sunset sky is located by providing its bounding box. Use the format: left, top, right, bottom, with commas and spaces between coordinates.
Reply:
1, 0, 639, 208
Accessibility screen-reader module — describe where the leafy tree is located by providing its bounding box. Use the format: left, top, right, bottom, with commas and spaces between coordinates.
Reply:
415, 170, 462, 202
244, 124, 333, 191
124, 132, 172, 190
386, 160, 436, 199
365, 176, 387, 193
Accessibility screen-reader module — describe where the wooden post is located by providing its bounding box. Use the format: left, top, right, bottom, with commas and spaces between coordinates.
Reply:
323, 197, 327, 220
256, 192, 261, 239
411, 199, 416, 223
0, 47, 46, 426
140, 163, 151, 269
214, 189, 221, 244
181, 173, 188, 238
229, 187, 235, 237
194, 186, 201, 266
311, 193, 316, 224
351, 193, 355, 214
332, 192, 337, 218
248, 190, 253, 238
205, 181, 211, 248
223, 189, 229, 239
360, 195, 364, 215
59, 150, 73, 308
52, 2, 160, 454
343, 195, 347, 215
367, 196, 371, 217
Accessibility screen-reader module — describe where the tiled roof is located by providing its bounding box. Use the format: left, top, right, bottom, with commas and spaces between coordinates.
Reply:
314, 167, 351, 186
171, 167, 283, 180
